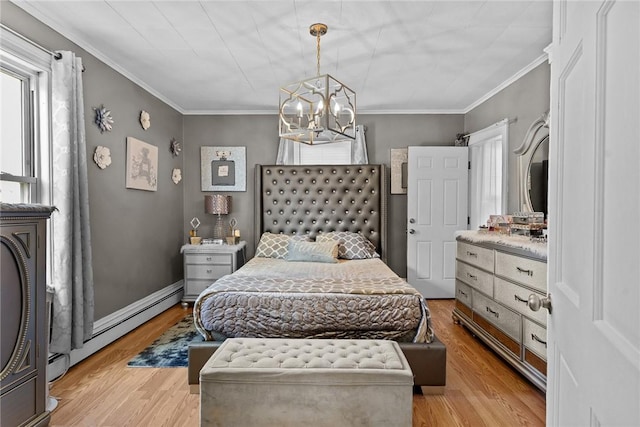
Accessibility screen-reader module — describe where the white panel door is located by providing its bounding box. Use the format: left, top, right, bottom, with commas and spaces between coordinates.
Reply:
407, 146, 468, 298
546, 1, 640, 425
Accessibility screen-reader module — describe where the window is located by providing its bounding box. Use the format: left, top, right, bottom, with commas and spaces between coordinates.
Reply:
0, 26, 51, 205
467, 119, 508, 230
294, 140, 352, 165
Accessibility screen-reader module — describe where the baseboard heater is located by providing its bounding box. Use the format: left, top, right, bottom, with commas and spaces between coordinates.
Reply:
48, 281, 183, 381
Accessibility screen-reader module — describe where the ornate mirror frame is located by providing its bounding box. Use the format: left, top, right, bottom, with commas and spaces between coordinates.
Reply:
514, 111, 550, 213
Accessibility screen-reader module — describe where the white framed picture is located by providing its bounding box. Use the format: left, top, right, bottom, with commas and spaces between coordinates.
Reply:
201, 146, 246, 192
126, 137, 158, 191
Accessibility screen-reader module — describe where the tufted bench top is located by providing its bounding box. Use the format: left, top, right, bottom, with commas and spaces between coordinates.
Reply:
201, 338, 413, 386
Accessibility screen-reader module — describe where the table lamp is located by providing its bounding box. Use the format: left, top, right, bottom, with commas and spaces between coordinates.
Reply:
205, 194, 231, 241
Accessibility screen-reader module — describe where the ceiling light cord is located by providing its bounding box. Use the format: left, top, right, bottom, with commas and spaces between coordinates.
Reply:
316, 29, 321, 76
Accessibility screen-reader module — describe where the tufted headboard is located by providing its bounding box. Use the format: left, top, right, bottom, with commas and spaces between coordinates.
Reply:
254, 165, 387, 262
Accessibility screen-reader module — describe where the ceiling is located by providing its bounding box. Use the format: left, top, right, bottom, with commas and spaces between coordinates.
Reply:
12, 1, 552, 114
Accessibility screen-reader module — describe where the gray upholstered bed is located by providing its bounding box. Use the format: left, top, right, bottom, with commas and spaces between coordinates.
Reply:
188, 165, 446, 393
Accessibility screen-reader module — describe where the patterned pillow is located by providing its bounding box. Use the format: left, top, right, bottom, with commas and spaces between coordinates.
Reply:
316, 231, 380, 260
255, 233, 310, 259
287, 240, 339, 263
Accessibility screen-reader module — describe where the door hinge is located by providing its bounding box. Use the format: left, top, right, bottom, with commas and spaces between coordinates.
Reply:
468, 161, 471, 170
467, 216, 470, 225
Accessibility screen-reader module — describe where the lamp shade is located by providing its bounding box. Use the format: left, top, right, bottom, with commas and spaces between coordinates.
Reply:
205, 194, 231, 215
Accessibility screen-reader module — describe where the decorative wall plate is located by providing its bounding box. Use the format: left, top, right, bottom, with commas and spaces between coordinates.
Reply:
140, 110, 150, 130
93, 146, 112, 169
170, 138, 181, 157
172, 168, 182, 184
93, 105, 114, 133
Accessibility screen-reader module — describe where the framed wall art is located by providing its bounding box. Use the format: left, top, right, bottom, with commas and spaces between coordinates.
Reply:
201, 146, 246, 192
390, 148, 408, 194
126, 137, 158, 191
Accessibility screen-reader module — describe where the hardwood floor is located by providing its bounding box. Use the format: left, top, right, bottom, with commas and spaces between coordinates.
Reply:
49, 299, 545, 426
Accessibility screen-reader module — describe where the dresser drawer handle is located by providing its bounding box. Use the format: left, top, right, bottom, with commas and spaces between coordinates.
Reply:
486, 306, 499, 318
466, 272, 477, 280
516, 266, 534, 276
466, 251, 478, 257
206, 257, 213, 261
206, 269, 212, 274
458, 289, 468, 297
514, 295, 528, 304
531, 333, 547, 347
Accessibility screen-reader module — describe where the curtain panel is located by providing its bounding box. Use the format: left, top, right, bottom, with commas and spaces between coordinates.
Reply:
49, 51, 94, 354
276, 124, 369, 165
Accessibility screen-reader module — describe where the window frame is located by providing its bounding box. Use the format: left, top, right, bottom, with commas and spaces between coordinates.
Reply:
0, 25, 52, 206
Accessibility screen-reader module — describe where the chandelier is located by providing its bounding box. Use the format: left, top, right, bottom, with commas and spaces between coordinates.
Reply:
279, 23, 356, 144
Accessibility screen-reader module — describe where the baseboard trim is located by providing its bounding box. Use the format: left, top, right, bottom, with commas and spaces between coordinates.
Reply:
48, 281, 184, 380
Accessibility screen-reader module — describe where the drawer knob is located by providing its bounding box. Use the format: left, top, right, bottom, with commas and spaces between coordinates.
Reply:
516, 266, 534, 276
528, 293, 552, 314
466, 272, 477, 281
206, 269, 212, 273
466, 251, 478, 257
408, 229, 416, 234
486, 306, 499, 318
458, 289, 468, 297
206, 257, 212, 261
531, 333, 547, 347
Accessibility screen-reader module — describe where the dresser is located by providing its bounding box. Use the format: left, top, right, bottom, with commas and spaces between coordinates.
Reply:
452, 231, 548, 391
1, 204, 55, 427
181, 242, 247, 306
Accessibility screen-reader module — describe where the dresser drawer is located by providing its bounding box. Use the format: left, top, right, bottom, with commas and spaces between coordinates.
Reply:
457, 242, 494, 271
472, 290, 521, 341
185, 253, 232, 265
494, 277, 547, 326
456, 261, 493, 296
523, 318, 547, 360
455, 280, 473, 308
186, 264, 232, 280
495, 251, 546, 292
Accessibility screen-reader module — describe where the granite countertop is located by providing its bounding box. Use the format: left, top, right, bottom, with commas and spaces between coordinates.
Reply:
455, 230, 547, 260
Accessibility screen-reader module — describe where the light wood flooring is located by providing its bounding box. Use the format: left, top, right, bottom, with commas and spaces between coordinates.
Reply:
49, 299, 545, 426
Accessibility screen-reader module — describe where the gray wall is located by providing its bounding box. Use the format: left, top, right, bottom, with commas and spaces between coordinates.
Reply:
183, 114, 464, 276
464, 62, 551, 214
2, 3, 185, 319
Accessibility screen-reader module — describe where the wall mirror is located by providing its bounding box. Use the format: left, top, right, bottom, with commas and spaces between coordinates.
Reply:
514, 112, 549, 216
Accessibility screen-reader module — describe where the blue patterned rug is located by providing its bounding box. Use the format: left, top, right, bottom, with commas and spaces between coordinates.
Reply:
127, 314, 204, 367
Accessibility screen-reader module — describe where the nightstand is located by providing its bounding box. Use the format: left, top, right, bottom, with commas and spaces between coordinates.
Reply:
180, 241, 246, 307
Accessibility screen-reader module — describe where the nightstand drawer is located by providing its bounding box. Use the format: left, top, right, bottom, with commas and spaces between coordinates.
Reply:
456, 261, 493, 296
186, 253, 232, 265
456, 242, 494, 271
472, 290, 521, 341
495, 251, 546, 292
494, 277, 547, 326
186, 279, 217, 296
186, 264, 232, 280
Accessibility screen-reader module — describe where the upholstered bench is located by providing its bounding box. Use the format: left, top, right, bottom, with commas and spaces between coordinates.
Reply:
200, 338, 414, 427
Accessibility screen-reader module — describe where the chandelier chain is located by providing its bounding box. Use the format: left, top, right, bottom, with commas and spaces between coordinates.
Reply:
316, 30, 321, 76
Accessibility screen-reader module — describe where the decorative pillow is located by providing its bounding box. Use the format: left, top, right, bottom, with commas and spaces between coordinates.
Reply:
255, 232, 310, 259
287, 240, 339, 263
316, 231, 380, 260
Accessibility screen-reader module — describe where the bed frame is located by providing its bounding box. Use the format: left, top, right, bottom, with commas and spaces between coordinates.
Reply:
188, 164, 446, 393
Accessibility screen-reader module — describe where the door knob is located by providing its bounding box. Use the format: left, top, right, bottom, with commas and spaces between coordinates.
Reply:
409, 218, 415, 224
408, 229, 416, 234
528, 293, 552, 314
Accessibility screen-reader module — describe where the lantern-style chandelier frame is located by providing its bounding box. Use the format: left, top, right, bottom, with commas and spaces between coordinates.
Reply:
279, 23, 356, 144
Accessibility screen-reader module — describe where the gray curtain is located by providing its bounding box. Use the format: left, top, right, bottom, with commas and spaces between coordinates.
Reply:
275, 125, 368, 165
49, 51, 94, 354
